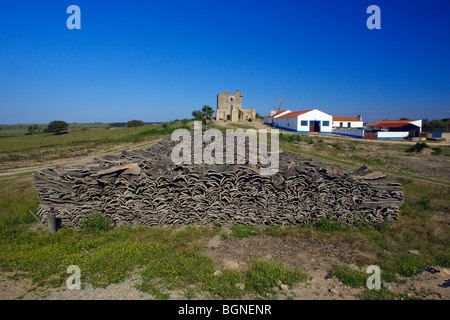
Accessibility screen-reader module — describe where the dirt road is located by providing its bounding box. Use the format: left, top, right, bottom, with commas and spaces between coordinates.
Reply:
0, 138, 164, 178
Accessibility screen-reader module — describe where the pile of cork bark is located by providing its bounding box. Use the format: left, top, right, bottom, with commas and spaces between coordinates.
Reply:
33, 133, 403, 228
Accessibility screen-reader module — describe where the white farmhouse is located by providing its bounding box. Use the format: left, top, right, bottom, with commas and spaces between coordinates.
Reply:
332, 116, 364, 128
273, 109, 333, 133
366, 119, 422, 139
263, 110, 291, 125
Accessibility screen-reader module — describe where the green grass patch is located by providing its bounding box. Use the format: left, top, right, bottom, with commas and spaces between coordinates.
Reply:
0, 120, 193, 166
329, 266, 369, 288
313, 218, 351, 232
380, 252, 436, 277
360, 288, 400, 300
244, 260, 308, 297
230, 225, 261, 238
81, 212, 112, 234
134, 119, 190, 137
279, 133, 302, 143
431, 147, 443, 155
200, 260, 308, 298
140, 246, 308, 298
0, 181, 39, 238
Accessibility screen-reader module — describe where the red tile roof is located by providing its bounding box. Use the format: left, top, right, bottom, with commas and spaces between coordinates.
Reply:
332, 117, 361, 122
276, 110, 313, 119
264, 110, 291, 118
367, 120, 417, 128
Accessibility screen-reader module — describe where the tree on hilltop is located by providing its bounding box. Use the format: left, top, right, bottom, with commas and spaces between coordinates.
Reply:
47, 121, 68, 134
27, 124, 41, 135
192, 105, 214, 125
126, 120, 145, 127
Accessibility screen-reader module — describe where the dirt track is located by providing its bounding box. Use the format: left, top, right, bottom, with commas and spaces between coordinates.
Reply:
0, 139, 164, 178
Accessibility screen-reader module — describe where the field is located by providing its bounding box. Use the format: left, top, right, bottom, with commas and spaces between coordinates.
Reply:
0, 119, 449, 300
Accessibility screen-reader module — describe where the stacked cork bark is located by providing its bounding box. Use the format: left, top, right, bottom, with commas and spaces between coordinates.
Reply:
33, 133, 403, 228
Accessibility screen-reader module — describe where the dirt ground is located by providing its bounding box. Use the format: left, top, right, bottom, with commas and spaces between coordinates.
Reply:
1, 232, 448, 300
203, 234, 450, 300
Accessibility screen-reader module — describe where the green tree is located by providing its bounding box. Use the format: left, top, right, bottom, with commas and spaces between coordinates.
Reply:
191, 105, 214, 125
27, 124, 41, 135
192, 110, 203, 121
47, 121, 68, 134
126, 120, 145, 127
201, 105, 214, 125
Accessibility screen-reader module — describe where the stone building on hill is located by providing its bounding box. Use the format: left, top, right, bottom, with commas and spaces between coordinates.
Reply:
215, 89, 255, 122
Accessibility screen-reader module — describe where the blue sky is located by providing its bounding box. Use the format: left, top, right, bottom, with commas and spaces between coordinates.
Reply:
0, 0, 449, 124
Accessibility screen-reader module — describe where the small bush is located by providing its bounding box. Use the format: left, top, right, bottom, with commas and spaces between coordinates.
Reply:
47, 121, 69, 134
126, 120, 145, 127
405, 142, 429, 153
81, 212, 111, 233
279, 133, 302, 143
431, 147, 442, 155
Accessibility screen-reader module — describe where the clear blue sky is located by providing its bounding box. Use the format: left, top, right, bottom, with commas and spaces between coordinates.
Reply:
0, 0, 449, 124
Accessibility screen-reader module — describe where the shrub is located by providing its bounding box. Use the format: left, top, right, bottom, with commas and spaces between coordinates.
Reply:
405, 142, 429, 153
47, 121, 68, 134
126, 120, 145, 127
279, 133, 302, 143
81, 212, 111, 233
431, 147, 442, 155
27, 124, 41, 135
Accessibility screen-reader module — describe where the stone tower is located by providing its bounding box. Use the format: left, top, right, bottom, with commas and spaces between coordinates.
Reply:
215, 89, 255, 122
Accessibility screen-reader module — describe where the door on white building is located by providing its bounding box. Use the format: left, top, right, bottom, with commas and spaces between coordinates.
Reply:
310, 121, 321, 132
